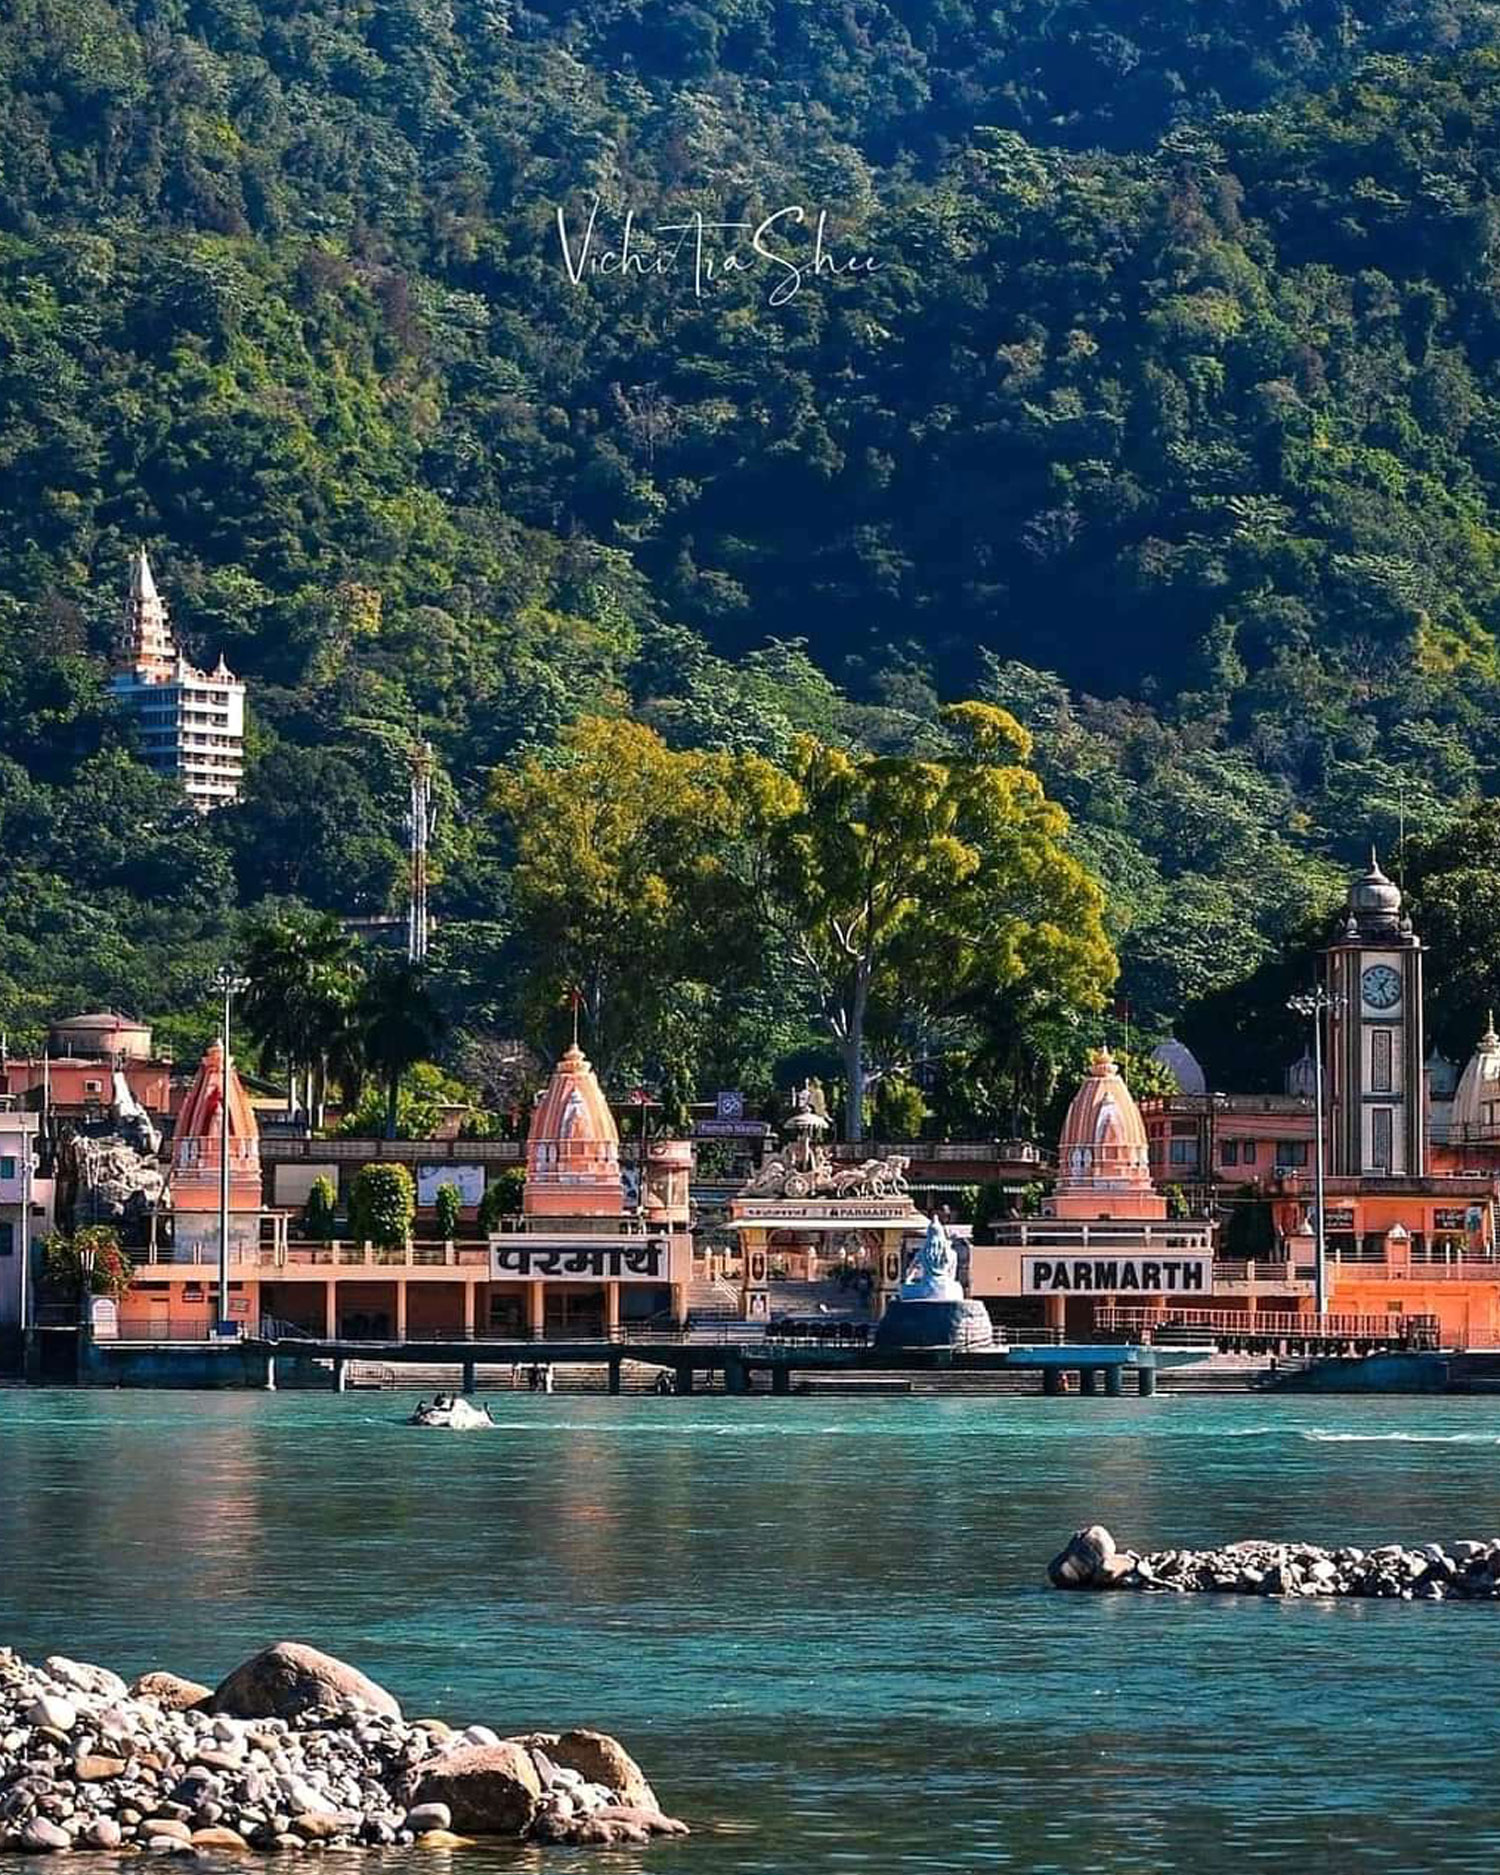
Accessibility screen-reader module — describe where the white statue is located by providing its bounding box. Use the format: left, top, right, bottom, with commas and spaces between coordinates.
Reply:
899, 1213, 964, 1302
111, 1067, 161, 1156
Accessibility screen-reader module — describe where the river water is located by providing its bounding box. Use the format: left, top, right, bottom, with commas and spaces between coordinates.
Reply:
3, 1390, 1500, 1871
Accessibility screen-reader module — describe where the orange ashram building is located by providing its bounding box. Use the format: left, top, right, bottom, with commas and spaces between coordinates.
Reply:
123, 1041, 286, 1336
0, 1013, 174, 1122
968, 1049, 1215, 1339
123, 1040, 693, 1340
980, 857, 1500, 1350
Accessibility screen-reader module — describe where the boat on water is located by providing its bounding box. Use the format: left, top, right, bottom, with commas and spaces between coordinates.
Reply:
407, 1394, 495, 1429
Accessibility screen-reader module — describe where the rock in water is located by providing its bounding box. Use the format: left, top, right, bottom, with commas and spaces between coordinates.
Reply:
513, 1730, 658, 1813
190, 1826, 250, 1850
404, 1802, 453, 1833
209, 1642, 401, 1721
20, 1819, 74, 1853
131, 1671, 213, 1711
408, 1742, 543, 1835
1048, 1524, 1117, 1588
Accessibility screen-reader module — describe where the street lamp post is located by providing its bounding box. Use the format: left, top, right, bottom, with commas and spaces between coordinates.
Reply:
212, 965, 249, 1335
1287, 985, 1335, 1319
77, 1235, 97, 1333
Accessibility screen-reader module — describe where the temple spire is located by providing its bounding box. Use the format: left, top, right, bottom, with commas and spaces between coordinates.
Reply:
118, 548, 177, 676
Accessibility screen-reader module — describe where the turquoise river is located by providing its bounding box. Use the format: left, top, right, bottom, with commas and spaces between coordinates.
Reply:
4, 1390, 1500, 1872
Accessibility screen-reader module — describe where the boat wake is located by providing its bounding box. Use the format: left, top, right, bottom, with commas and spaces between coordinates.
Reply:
1302, 1430, 1500, 1445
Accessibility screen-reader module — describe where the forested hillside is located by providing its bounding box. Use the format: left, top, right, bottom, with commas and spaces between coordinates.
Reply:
9, 1, 1500, 1122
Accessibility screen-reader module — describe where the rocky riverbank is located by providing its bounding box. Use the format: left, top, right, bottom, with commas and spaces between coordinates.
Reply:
0, 1642, 688, 1853
1048, 1523, 1500, 1599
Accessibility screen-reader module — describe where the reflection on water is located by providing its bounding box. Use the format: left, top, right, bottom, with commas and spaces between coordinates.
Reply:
4, 1392, 1500, 1870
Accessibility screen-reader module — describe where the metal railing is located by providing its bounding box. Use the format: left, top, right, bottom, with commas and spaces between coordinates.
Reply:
260, 1138, 526, 1163
987, 1220, 1214, 1248
257, 1240, 496, 1269
1211, 1261, 1297, 1285
1095, 1305, 1445, 1349
253, 1321, 764, 1347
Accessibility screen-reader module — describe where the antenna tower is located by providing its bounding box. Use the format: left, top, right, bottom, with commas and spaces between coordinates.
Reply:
406, 735, 435, 962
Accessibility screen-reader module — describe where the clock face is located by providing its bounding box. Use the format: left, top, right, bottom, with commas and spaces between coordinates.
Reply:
1362, 964, 1402, 1011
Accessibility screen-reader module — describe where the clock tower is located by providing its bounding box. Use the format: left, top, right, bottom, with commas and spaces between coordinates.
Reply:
1323, 853, 1425, 1178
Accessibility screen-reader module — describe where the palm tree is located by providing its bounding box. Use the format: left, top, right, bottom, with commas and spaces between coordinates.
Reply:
240, 910, 361, 1124
357, 957, 445, 1139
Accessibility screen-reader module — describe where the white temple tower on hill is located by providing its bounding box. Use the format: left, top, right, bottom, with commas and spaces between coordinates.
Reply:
110, 550, 246, 810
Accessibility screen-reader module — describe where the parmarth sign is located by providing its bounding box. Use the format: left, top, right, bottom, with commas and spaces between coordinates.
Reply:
1020, 1255, 1212, 1295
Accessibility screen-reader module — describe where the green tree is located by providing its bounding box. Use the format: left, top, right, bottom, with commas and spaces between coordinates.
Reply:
356, 959, 446, 1140
349, 1164, 416, 1249
477, 1168, 526, 1232
41, 1226, 133, 1303
302, 1176, 337, 1242
1405, 804, 1500, 1054
491, 714, 795, 1073
770, 703, 1116, 1139
870, 1073, 927, 1138
433, 1181, 462, 1240
240, 910, 363, 1124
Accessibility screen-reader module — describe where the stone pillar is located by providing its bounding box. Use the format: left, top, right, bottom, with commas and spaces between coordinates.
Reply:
1044, 1294, 1066, 1336
527, 1281, 545, 1339
324, 1281, 337, 1339
607, 1355, 622, 1396
1104, 1364, 1124, 1397
605, 1283, 621, 1337
724, 1356, 748, 1395
874, 1231, 905, 1318
463, 1282, 477, 1339
740, 1228, 770, 1323
1078, 1366, 1098, 1396
1137, 1366, 1157, 1396
393, 1282, 407, 1343
671, 1283, 688, 1328
461, 1360, 477, 1394
1043, 1367, 1064, 1397
771, 1364, 791, 1396
333, 1357, 347, 1393
676, 1362, 695, 1395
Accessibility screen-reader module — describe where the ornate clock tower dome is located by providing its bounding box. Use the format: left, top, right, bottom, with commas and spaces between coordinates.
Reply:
1323, 851, 1425, 1177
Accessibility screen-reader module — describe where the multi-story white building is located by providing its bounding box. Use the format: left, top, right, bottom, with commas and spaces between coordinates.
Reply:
0, 1111, 52, 1335
110, 551, 246, 809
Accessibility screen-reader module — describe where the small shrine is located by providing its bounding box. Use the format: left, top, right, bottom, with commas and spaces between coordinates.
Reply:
167, 1042, 265, 1266
727, 1081, 926, 1319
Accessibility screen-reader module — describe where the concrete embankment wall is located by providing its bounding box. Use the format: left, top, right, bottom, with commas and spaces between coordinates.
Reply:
1271, 1352, 1451, 1393
80, 1338, 274, 1389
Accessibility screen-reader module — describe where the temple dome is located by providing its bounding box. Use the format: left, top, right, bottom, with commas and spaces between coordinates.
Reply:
171, 1041, 260, 1192
1451, 1018, 1500, 1139
1151, 1037, 1207, 1096
1426, 1043, 1459, 1100
1345, 849, 1405, 938
524, 1044, 623, 1217
1056, 1049, 1152, 1193
1286, 1047, 1318, 1100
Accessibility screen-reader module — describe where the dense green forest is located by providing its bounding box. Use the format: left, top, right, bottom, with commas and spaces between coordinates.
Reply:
11, 2, 1500, 1128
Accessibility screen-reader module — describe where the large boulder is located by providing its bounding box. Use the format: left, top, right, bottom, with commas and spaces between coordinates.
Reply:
209, 1644, 400, 1722
130, 1672, 212, 1712
1047, 1524, 1117, 1589
512, 1729, 657, 1812
407, 1743, 543, 1836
